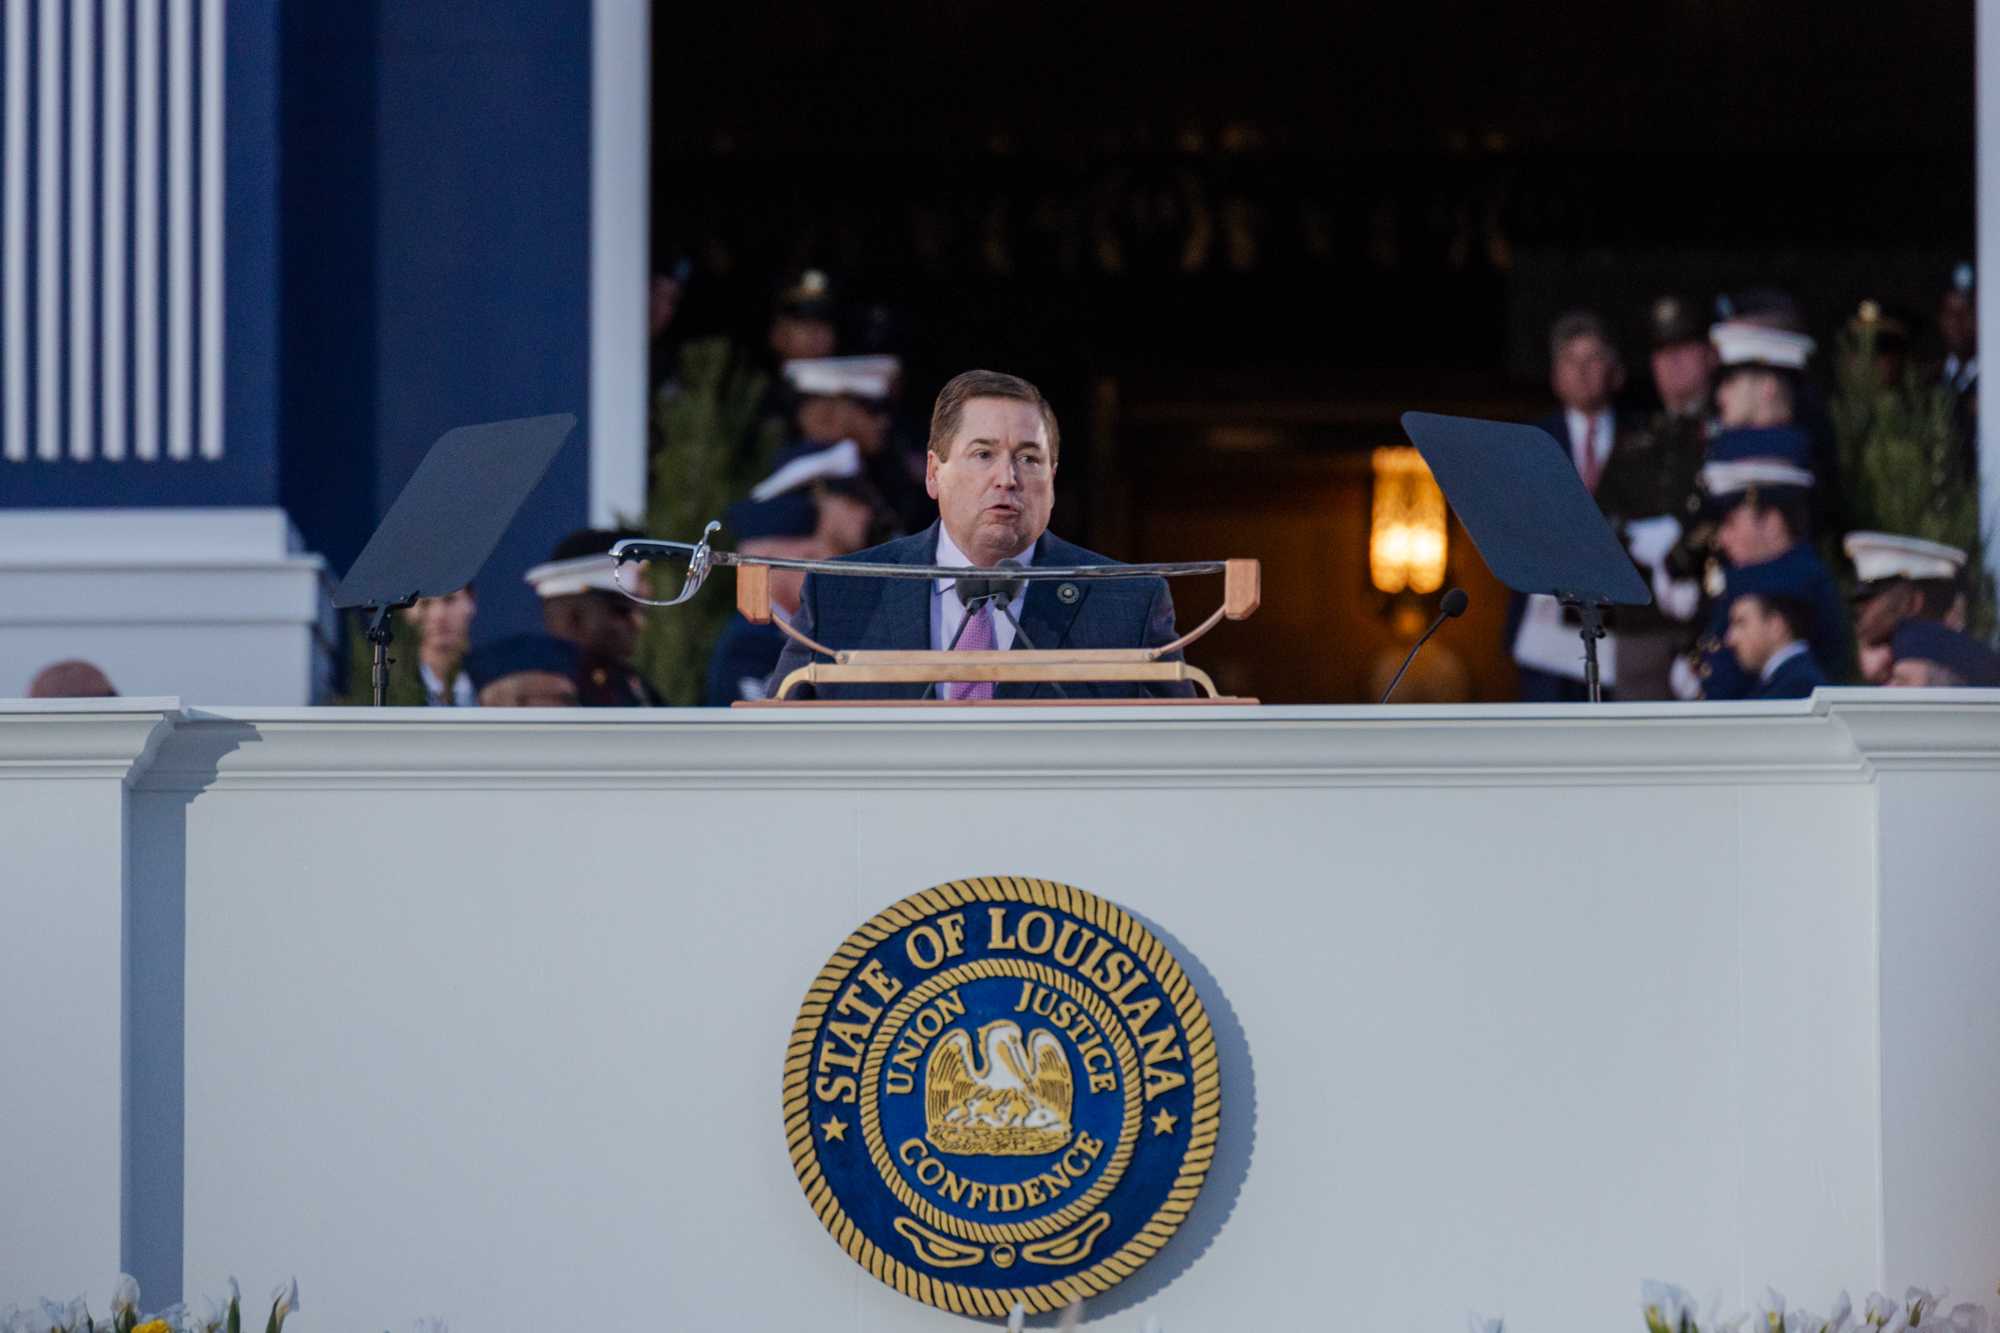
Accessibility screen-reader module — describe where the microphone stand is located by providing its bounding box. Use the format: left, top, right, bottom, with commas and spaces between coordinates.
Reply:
1379, 589, 1468, 704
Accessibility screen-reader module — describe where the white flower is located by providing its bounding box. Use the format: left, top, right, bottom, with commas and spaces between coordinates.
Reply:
1885, 1312, 1912, 1333
1868, 1295, 1901, 1327
65, 1296, 91, 1330
1788, 1308, 1826, 1333
267, 1277, 299, 1331
1907, 1289, 1946, 1325
1646, 1281, 1699, 1333
1760, 1289, 1791, 1333
198, 1292, 229, 1333
112, 1275, 141, 1317
1947, 1305, 1991, 1333
1467, 1311, 1505, 1333
1829, 1292, 1855, 1333
153, 1302, 189, 1333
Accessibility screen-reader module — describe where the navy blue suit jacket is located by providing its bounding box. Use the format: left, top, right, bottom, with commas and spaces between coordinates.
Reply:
765, 524, 1193, 700
1746, 647, 1828, 700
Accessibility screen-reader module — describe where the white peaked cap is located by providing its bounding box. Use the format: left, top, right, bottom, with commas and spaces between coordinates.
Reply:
1710, 320, 1815, 371
1843, 530, 1968, 583
751, 439, 864, 501
783, 355, 901, 400
1700, 458, 1815, 496
523, 553, 622, 598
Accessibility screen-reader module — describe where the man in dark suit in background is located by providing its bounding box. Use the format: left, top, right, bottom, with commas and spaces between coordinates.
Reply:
767, 369, 1190, 701
1510, 310, 1629, 700
1723, 592, 1827, 700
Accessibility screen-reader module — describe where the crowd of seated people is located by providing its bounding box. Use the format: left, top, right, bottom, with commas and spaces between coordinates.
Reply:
1512, 270, 1996, 702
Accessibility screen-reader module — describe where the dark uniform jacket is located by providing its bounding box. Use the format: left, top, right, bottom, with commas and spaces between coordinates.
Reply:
766, 523, 1192, 701
1746, 646, 1829, 700
1698, 544, 1848, 700
706, 615, 787, 705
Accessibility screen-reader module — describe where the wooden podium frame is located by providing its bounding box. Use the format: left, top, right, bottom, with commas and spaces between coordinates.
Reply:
732, 559, 1262, 705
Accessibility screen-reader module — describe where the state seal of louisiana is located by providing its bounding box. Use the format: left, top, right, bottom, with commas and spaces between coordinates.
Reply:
783, 876, 1219, 1317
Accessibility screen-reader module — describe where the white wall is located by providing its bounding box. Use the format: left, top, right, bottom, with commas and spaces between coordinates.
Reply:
0, 510, 332, 704
5, 695, 1998, 1330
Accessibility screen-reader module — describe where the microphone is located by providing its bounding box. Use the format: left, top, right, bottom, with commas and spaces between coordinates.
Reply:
954, 558, 1028, 612
1378, 588, 1469, 704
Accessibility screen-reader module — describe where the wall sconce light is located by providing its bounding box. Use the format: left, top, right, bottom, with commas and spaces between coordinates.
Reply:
1368, 446, 1448, 595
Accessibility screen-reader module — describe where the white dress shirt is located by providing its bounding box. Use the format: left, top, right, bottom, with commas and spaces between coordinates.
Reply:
1563, 406, 1617, 491
1760, 640, 1808, 683
419, 661, 475, 707
930, 526, 1033, 652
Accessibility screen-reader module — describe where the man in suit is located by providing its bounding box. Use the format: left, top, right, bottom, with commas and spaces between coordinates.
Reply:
1679, 427, 1849, 700
766, 368, 1190, 701
1511, 309, 1628, 701
1723, 592, 1827, 700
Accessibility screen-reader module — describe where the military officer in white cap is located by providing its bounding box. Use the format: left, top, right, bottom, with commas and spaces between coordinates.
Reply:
525, 528, 666, 706
1844, 530, 1969, 684
783, 354, 930, 531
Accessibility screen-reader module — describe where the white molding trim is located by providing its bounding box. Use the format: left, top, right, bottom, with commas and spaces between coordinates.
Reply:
101, 693, 2000, 793
0, 699, 178, 783
588, 0, 650, 527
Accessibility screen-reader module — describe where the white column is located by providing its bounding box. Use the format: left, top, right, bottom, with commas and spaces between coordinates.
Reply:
0, 702, 176, 1311
69, 0, 97, 462
588, 0, 651, 527
197, 0, 224, 461
2, 0, 28, 462
1982, 0, 2000, 597
103, 0, 131, 462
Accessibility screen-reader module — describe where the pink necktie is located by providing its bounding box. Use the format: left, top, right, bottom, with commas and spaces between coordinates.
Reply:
948, 603, 996, 701
1578, 418, 1602, 494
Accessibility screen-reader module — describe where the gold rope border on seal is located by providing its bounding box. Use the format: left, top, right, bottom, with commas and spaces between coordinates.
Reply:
781, 875, 1222, 1319
856, 958, 1144, 1244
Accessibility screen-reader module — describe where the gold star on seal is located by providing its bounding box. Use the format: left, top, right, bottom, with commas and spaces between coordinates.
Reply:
1150, 1109, 1178, 1136
820, 1115, 848, 1142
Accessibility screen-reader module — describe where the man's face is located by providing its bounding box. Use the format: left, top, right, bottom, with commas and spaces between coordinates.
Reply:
1888, 658, 1955, 688
547, 591, 645, 664
816, 491, 874, 556
405, 587, 476, 657
479, 670, 579, 707
839, 399, 893, 456
1551, 335, 1622, 412
1940, 291, 1976, 359
770, 314, 836, 363
1714, 368, 1790, 427
796, 395, 846, 444
1650, 341, 1716, 415
1716, 501, 1791, 568
925, 397, 1055, 566
1724, 596, 1790, 675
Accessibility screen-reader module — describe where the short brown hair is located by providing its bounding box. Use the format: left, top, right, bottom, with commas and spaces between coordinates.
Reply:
1550, 309, 1620, 364
927, 369, 1060, 462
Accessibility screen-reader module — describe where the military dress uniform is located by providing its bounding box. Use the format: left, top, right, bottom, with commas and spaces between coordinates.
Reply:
1593, 409, 1709, 698
523, 533, 668, 708
1684, 428, 1850, 700
703, 489, 822, 706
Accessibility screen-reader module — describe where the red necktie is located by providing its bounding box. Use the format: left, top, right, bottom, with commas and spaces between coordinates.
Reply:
1578, 417, 1602, 494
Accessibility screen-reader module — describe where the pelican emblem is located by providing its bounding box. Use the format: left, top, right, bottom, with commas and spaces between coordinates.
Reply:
924, 1019, 1074, 1156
